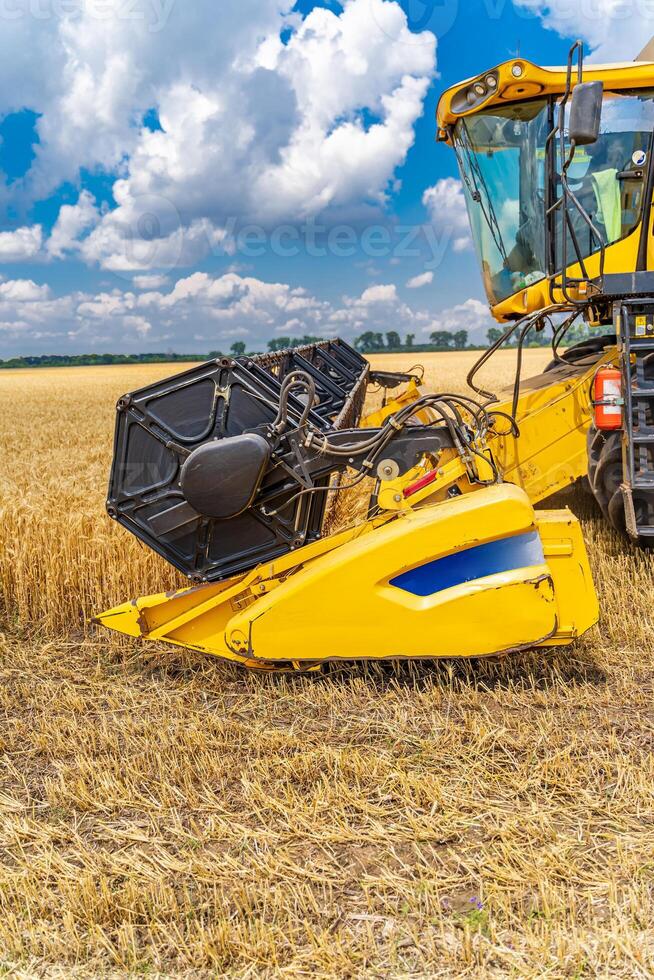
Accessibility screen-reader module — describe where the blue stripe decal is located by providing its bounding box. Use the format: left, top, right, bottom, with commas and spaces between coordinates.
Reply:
389, 531, 545, 597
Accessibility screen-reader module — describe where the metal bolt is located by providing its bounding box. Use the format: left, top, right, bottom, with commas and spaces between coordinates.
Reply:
393, 494, 402, 502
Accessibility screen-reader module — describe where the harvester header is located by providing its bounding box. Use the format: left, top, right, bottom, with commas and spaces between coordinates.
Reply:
97, 334, 600, 670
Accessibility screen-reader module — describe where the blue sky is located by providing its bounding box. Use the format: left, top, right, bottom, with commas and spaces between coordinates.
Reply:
0, 0, 644, 356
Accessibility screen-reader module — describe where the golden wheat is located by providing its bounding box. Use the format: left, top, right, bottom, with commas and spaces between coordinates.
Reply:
1, 350, 654, 977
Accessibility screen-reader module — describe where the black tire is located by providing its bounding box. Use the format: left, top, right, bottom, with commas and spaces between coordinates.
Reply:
587, 425, 606, 493
590, 429, 623, 518
544, 333, 616, 374
587, 423, 654, 546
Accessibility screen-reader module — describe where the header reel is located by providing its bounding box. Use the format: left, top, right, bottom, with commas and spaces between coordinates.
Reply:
107, 340, 446, 584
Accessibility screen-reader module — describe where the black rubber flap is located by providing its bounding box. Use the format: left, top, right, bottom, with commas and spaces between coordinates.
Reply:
181, 434, 271, 520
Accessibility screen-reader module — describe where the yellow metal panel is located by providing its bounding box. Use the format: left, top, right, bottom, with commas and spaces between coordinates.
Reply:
225, 485, 594, 663
97, 485, 598, 668
536, 510, 599, 644
237, 576, 558, 663
376, 354, 613, 512
363, 379, 439, 428
491, 361, 602, 502
94, 521, 390, 666
437, 59, 654, 130
490, 230, 642, 322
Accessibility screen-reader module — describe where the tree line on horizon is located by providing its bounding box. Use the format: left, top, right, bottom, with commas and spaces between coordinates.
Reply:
0, 324, 589, 369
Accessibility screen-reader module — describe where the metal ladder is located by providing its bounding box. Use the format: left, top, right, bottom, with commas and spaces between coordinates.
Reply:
617, 299, 654, 540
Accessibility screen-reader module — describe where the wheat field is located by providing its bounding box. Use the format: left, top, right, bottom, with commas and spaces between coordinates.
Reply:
1, 351, 654, 978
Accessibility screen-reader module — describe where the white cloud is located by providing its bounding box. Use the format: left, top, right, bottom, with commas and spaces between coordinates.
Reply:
422, 298, 492, 344
46, 192, 100, 259
422, 177, 472, 254
358, 283, 398, 304
76, 289, 135, 319
0, 226, 43, 263
80, 213, 232, 272
514, 0, 654, 61
0, 1, 436, 271
122, 314, 153, 337
406, 271, 433, 289
0, 271, 493, 357
0, 279, 51, 302
132, 274, 170, 290
251, 1, 435, 223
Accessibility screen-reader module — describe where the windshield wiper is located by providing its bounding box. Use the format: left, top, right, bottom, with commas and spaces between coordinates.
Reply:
454, 123, 508, 264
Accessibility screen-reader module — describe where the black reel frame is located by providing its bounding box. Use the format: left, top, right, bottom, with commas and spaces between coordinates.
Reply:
107, 339, 443, 583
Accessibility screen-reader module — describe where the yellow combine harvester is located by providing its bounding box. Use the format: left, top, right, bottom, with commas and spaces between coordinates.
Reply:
97, 40, 654, 670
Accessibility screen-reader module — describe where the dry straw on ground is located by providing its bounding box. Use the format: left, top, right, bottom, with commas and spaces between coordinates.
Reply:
1, 351, 654, 978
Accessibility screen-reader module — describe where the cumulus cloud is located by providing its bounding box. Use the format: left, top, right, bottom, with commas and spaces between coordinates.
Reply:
406, 271, 433, 289
0, 271, 493, 357
514, 0, 653, 61
132, 274, 170, 290
0, 279, 50, 302
0, 225, 43, 262
0, 0, 436, 272
80, 213, 232, 272
46, 191, 100, 259
357, 284, 399, 304
251, 1, 434, 223
422, 177, 472, 254
0, 278, 77, 347
422, 298, 493, 344
66, 271, 334, 353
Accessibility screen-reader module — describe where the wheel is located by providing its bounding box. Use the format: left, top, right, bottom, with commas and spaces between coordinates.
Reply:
589, 428, 623, 519
587, 423, 654, 546
586, 425, 606, 493
586, 348, 654, 546
544, 333, 616, 373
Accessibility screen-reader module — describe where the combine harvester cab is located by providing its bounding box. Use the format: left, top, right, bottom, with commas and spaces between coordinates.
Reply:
96, 339, 598, 670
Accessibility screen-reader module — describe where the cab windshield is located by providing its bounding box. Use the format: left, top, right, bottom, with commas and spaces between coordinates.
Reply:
453, 90, 654, 305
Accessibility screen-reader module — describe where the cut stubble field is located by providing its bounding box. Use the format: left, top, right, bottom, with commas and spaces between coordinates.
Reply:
1, 350, 654, 977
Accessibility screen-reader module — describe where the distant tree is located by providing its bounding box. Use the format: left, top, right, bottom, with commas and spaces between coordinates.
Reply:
1, 351, 209, 370
429, 330, 454, 349
405, 333, 415, 348
230, 341, 247, 357
453, 329, 468, 350
563, 323, 589, 346
487, 327, 504, 346
268, 337, 291, 352
354, 331, 386, 353
385, 330, 401, 349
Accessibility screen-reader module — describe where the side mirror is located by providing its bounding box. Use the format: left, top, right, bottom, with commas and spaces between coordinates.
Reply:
569, 80, 603, 145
